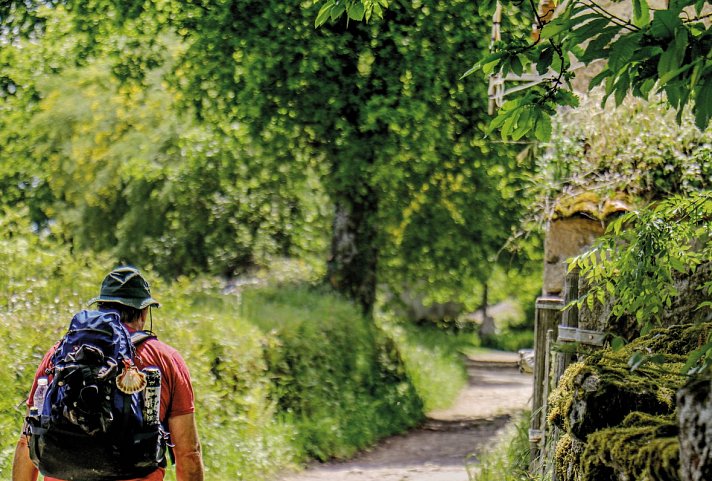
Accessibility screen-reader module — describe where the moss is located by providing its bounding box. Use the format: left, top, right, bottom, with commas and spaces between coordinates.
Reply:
555, 433, 590, 481
547, 357, 681, 439
629, 323, 712, 356
553, 191, 631, 221
548, 324, 712, 481
582, 412, 679, 481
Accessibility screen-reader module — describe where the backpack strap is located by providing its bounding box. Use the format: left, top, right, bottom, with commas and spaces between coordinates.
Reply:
131, 330, 157, 347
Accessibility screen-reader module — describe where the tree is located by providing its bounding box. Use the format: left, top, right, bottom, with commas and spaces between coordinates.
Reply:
0, 7, 331, 278
316, 0, 712, 139
162, 0, 530, 313
1, 0, 532, 315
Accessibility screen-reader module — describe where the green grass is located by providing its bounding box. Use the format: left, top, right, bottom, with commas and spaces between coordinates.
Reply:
380, 318, 479, 411
468, 412, 537, 481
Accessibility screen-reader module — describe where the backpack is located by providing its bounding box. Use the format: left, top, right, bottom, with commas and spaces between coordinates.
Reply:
27, 309, 168, 481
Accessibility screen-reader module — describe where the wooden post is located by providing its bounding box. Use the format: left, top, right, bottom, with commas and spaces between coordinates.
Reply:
530, 296, 563, 471
548, 268, 579, 481
555, 268, 580, 384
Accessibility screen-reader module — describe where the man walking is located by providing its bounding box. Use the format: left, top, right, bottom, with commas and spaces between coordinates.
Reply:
12, 266, 204, 481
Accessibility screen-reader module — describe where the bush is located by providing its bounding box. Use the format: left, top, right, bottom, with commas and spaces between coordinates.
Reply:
0, 214, 425, 479
241, 285, 424, 461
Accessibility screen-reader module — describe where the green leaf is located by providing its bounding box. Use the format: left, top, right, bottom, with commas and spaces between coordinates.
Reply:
628, 351, 646, 371
694, 78, 712, 130
696, 0, 706, 15
611, 336, 626, 351
580, 27, 619, 63
589, 67, 611, 90
556, 89, 580, 108
500, 101, 520, 134
330, 2, 346, 21
632, 0, 650, 28
315, 1, 335, 27
682, 342, 712, 374
510, 55, 524, 77
658, 63, 692, 87
533, 111, 552, 141
614, 70, 630, 106
347, 2, 365, 21
650, 10, 683, 40
540, 17, 571, 40
649, 353, 666, 365
511, 107, 533, 141
664, 80, 688, 110
570, 18, 611, 46
478, 0, 497, 16
608, 33, 641, 72
637, 78, 656, 98
536, 46, 554, 75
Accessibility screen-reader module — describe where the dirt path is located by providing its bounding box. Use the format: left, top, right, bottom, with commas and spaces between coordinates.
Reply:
279, 351, 533, 481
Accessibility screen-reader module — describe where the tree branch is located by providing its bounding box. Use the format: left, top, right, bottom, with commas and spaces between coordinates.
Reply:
582, 0, 640, 32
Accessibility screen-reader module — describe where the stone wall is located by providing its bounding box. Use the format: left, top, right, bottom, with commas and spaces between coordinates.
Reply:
543, 216, 604, 296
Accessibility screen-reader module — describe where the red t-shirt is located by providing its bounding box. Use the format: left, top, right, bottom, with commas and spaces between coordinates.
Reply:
27, 328, 195, 481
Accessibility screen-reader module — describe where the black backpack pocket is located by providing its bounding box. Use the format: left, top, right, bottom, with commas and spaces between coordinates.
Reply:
28, 418, 165, 481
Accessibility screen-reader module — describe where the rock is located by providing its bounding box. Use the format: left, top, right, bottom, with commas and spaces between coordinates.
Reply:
678, 376, 712, 481
548, 360, 678, 441
581, 412, 679, 481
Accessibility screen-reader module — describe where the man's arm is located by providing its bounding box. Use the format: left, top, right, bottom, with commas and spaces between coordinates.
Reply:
168, 413, 204, 481
12, 436, 38, 481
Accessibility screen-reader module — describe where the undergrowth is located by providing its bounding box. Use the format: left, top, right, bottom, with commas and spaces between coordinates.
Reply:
468, 412, 534, 481
380, 318, 476, 411
1, 211, 475, 480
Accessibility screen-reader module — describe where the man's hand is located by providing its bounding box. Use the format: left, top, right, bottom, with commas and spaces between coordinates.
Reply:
12, 436, 39, 481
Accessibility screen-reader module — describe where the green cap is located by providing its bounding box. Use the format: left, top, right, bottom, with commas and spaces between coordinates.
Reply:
89, 267, 160, 310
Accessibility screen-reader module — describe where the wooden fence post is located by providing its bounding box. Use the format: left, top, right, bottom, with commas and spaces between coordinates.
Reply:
545, 267, 580, 481
530, 296, 563, 472
555, 267, 579, 384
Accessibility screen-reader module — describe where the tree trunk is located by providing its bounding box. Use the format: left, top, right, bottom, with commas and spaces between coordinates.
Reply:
327, 192, 378, 316
479, 282, 496, 337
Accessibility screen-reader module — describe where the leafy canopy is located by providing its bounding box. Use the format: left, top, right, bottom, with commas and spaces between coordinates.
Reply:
318, 0, 712, 139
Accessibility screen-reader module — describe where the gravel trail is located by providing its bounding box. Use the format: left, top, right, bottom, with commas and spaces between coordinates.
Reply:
279, 352, 533, 481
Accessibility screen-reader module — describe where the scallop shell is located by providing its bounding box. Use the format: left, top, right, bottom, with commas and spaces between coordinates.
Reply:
116, 366, 147, 394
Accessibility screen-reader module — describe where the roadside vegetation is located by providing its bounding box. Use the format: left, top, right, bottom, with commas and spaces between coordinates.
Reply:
1, 209, 501, 479
469, 413, 532, 481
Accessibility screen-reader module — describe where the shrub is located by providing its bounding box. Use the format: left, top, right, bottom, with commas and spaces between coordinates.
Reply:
0, 213, 424, 479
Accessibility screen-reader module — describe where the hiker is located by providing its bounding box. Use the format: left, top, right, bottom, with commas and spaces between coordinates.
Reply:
12, 266, 204, 481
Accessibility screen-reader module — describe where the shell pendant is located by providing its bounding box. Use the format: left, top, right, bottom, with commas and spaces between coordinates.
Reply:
116, 365, 147, 394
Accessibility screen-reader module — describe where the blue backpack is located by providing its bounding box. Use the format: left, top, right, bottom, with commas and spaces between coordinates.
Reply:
27, 309, 168, 481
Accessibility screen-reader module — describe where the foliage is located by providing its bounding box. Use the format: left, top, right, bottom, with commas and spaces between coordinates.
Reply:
240, 284, 424, 461
468, 412, 532, 481
315, 0, 390, 26
0, 219, 430, 479
2, 0, 535, 314
472, 0, 712, 139
0, 7, 332, 279
322, 0, 712, 138
572, 192, 711, 327
537, 90, 712, 206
